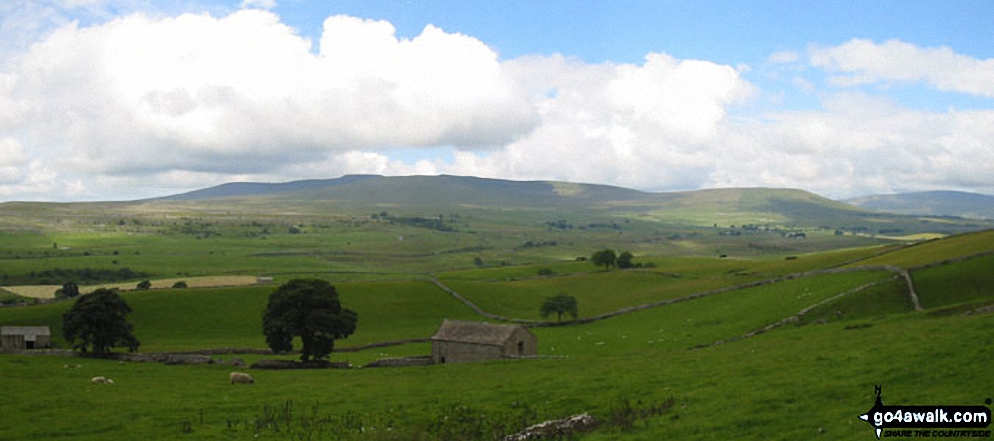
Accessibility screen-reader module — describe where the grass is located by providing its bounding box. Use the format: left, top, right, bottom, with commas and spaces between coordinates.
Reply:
0, 196, 991, 440
912, 253, 994, 309
2, 294, 991, 440
845, 229, 994, 269
0, 280, 480, 353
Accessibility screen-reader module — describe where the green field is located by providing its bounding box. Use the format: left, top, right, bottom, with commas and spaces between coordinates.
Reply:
1, 182, 992, 440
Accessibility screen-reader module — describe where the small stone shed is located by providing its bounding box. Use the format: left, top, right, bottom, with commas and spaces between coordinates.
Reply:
430, 319, 537, 364
1, 326, 52, 351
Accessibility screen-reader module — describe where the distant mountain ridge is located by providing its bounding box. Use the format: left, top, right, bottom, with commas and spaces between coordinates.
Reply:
155, 174, 654, 207
150, 174, 881, 227
153, 174, 383, 201
845, 191, 994, 219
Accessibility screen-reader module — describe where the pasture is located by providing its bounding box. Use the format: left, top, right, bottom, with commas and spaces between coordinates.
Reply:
1, 194, 992, 440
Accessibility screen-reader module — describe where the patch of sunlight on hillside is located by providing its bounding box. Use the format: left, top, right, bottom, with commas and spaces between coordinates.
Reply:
550, 181, 585, 197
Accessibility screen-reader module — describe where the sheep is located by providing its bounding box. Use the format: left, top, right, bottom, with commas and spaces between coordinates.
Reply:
229, 372, 254, 385
91, 376, 113, 384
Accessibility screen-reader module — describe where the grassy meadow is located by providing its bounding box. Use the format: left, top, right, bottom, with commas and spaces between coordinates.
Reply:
1, 188, 993, 440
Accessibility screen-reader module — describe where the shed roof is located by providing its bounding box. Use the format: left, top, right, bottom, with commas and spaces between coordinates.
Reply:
1, 326, 51, 337
430, 319, 529, 346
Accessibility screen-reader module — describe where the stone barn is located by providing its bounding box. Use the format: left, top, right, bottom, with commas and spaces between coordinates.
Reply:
430, 319, 537, 364
1, 326, 52, 351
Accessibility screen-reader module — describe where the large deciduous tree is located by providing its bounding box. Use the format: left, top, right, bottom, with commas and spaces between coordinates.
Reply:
590, 249, 617, 271
62, 288, 140, 354
541, 294, 579, 323
262, 279, 358, 361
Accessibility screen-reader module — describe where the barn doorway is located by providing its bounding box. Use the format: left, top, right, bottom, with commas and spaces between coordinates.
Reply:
517, 341, 524, 355
25, 341, 35, 349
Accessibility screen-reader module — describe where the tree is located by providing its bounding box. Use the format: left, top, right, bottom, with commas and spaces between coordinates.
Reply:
171, 281, 188, 289
62, 288, 140, 354
617, 251, 635, 269
541, 294, 578, 322
262, 279, 358, 361
590, 249, 617, 271
56, 281, 80, 299
136, 279, 152, 290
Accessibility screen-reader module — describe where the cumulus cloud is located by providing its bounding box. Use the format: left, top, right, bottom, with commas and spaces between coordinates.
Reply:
810, 39, 994, 97
477, 52, 755, 189
1, 10, 992, 202
708, 94, 994, 197
1, 10, 536, 177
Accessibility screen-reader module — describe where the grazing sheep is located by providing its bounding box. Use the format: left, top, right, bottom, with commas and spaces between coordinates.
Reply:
91, 376, 112, 384
229, 372, 254, 385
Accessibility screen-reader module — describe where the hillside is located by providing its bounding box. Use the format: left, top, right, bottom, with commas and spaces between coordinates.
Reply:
157, 174, 652, 207
845, 190, 994, 219
154, 174, 884, 227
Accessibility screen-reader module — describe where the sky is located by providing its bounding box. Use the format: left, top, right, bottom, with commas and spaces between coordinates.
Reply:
0, 0, 992, 202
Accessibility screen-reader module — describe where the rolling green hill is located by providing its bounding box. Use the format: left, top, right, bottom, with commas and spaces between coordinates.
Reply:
158, 174, 653, 208
151, 175, 866, 223
134, 174, 994, 236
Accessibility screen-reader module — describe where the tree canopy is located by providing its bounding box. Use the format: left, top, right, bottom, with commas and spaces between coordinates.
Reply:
55, 281, 80, 299
617, 251, 635, 269
262, 279, 358, 361
541, 294, 579, 322
590, 249, 617, 271
62, 288, 140, 354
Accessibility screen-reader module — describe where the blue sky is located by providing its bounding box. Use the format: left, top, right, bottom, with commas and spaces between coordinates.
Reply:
0, 0, 992, 201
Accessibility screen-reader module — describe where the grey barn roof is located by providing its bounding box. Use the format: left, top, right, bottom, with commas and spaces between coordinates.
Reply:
431, 319, 525, 346
1, 326, 51, 337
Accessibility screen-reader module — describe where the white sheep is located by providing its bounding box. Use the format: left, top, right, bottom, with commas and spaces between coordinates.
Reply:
229, 372, 254, 385
91, 376, 113, 384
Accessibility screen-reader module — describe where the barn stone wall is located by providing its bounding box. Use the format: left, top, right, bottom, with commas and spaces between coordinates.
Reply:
432, 340, 504, 364
1, 334, 23, 351
1, 333, 51, 351
502, 328, 538, 358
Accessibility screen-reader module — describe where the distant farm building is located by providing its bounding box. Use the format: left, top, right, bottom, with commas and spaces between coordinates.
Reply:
430, 319, 537, 364
1, 326, 52, 351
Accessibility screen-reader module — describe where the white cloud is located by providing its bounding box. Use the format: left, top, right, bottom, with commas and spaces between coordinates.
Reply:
707, 94, 994, 197
810, 39, 994, 97
429, 52, 755, 190
1, 10, 537, 177
1, 11, 993, 202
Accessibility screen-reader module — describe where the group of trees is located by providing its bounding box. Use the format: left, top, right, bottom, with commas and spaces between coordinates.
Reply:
590, 249, 653, 271
60, 278, 357, 361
